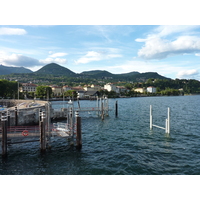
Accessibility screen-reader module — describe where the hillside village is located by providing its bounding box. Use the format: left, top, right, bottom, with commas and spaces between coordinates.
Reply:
20, 82, 158, 99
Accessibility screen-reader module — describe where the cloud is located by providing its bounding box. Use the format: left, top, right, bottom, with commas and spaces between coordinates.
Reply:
136, 25, 200, 60
153, 25, 200, 38
136, 36, 200, 60
49, 52, 68, 58
74, 50, 122, 64
0, 27, 27, 35
39, 57, 67, 65
177, 69, 199, 78
0, 53, 40, 67
0, 51, 68, 68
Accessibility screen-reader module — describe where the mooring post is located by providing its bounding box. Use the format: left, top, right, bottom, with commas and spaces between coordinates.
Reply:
40, 111, 46, 152
115, 100, 118, 117
150, 105, 153, 130
1, 111, 8, 157
101, 101, 104, 120
96, 96, 99, 116
15, 106, 18, 126
167, 107, 170, 134
75, 111, 82, 149
7, 110, 10, 128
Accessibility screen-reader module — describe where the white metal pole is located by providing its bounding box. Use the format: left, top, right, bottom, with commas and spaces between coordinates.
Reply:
168, 107, 170, 134
165, 119, 168, 133
150, 105, 153, 130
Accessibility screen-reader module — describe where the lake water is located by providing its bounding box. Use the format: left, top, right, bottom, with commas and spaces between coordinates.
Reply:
0, 95, 200, 175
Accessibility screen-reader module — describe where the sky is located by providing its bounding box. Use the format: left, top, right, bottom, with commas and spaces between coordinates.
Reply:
1, 25, 200, 80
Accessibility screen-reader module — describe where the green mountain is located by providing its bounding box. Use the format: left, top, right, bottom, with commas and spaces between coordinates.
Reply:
35, 63, 76, 77
81, 70, 114, 78
0, 62, 171, 82
0, 64, 32, 75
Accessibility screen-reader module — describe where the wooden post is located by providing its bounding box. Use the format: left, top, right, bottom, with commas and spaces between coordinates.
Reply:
101, 101, 104, 120
7, 110, 10, 128
15, 106, 18, 126
75, 111, 82, 149
1, 112, 8, 156
40, 111, 46, 152
115, 100, 118, 117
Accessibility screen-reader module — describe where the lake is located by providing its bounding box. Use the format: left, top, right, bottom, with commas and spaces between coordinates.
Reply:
0, 95, 200, 175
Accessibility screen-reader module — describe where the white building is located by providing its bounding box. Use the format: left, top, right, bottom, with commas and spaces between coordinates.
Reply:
147, 86, 157, 93
20, 83, 37, 92
104, 83, 117, 92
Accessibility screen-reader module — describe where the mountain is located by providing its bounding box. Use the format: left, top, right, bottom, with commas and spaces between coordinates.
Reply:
0, 62, 170, 82
0, 64, 32, 75
81, 70, 114, 78
34, 63, 77, 77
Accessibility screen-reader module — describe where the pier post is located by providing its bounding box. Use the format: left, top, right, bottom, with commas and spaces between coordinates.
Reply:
101, 101, 104, 120
150, 105, 153, 130
7, 110, 10, 128
167, 107, 170, 134
40, 111, 46, 152
15, 106, 18, 126
75, 111, 82, 149
1, 111, 8, 157
115, 100, 118, 117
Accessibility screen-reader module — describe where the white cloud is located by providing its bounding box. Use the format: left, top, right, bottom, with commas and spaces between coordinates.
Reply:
39, 57, 67, 65
153, 25, 200, 38
0, 51, 67, 68
136, 36, 200, 60
177, 69, 199, 78
136, 25, 200, 60
0, 27, 27, 35
49, 52, 68, 58
74, 50, 122, 64
0, 53, 40, 67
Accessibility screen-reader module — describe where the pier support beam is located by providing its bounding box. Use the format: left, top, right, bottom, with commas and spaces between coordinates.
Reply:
1, 112, 8, 157
150, 105, 152, 130
75, 111, 82, 149
40, 111, 46, 152
15, 106, 18, 126
115, 100, 118, 117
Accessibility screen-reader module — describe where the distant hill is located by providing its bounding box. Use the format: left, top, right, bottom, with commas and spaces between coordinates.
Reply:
34, 63, 76, 77
0, 62, 170, 82
81, 69, 169, 81
81, 70, 114, 78
0, 65, 32, 75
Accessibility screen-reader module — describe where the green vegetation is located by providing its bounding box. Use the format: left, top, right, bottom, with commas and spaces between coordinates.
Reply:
0, 79, 18, 99
35, 86, 52, 99
0, 63, 200, 99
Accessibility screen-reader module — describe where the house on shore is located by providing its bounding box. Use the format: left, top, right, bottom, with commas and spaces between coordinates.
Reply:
147, 86, 157, 93
20, 83, 37, 93
134, 88, 146, 93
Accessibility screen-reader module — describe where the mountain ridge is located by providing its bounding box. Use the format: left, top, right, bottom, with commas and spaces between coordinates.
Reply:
0, 64, 33, 75
0, 63, 171, 81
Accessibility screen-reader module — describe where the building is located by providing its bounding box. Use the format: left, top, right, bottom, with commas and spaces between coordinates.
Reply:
91, 84, 101, 91
147, 86, 156, 93
20, 83, 37, 92
84, 91, 100, 99
62, 85, 72, 92
77, 91, 85, 99
134, 88, 146, 93
50, 85, 63, 96
104, 83, 117, 92
116, 86, 127, 94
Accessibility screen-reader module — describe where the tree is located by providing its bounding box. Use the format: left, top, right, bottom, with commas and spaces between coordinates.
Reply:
64, 90, 77, 98
36, 86, 52, 99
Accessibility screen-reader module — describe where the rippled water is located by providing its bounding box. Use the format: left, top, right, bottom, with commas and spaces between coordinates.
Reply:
1, 95, 200, 175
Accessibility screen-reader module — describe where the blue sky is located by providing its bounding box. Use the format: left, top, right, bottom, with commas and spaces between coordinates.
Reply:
1, 25, 200, 80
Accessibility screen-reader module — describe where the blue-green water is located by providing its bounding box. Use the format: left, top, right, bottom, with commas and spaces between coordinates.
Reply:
0, 95, 200, 175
